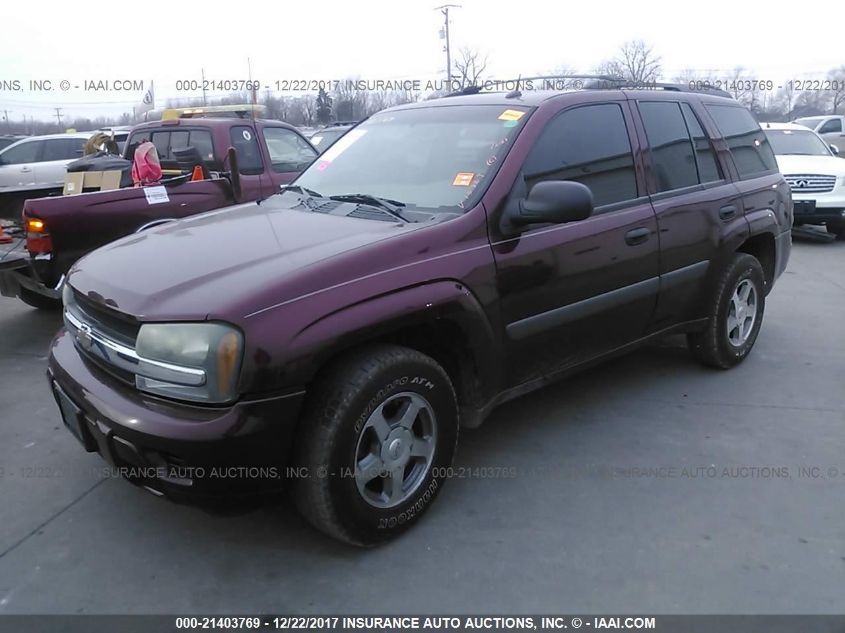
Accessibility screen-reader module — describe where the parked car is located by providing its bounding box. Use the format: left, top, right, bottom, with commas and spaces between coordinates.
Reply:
0, 132, 89, 192
309, 123, 355, 154
763, 122, 845, 239
792, 115, 845, 154
0, 135, 27, 152
49, 85, 791, 546
0, 108, 318, 309
309, 124, 355, 154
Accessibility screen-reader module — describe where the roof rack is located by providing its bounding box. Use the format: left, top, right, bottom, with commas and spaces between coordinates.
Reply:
442, 75, 733, 99
161, 104, 267, 120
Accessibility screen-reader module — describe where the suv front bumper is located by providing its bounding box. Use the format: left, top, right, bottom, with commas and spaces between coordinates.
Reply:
47, 329, 306, 502
791, 190, 845, 227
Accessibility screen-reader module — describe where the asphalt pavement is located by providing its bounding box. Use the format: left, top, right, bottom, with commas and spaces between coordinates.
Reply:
0, 233, 843, 614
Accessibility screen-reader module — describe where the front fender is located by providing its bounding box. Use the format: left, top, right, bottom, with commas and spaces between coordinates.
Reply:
259, 280, 501, 404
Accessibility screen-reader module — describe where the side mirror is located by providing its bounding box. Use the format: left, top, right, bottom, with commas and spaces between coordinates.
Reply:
507, 181, 594, 230
830, 144, 840, 155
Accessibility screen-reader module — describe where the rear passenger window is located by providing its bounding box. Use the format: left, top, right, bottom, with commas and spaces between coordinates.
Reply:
706, 105, 777, 179
639, 102, 698, 192
680, 103, 721, 183
229, 126, 263, 175
523, 103, 637, 208
42, 139, 74, 162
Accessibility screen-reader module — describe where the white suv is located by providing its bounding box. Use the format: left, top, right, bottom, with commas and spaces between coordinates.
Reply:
0, 132, 89, 193
762, 122, 845, 239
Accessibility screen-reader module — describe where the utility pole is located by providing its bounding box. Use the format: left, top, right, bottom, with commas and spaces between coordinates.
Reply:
53, 107, 63, 131
435, 4, 460, 84
201, 68, 208, 106
1, 109, 10, 132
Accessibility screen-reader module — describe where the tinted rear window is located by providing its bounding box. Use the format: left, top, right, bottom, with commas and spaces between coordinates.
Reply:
706, 105, 777, 179
680, 103, 721, 183
639, 102, 698, 192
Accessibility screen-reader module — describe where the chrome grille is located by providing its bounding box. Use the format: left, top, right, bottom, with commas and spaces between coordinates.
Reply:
784, 174, 837, 194
64, 290, 205, 388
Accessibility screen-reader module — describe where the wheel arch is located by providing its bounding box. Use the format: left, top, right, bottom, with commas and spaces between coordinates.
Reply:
285, 280, 502, 421
736, 231, 776, 293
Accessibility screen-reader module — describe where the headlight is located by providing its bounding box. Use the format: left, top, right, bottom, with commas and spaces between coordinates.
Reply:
135, 323, 243, 404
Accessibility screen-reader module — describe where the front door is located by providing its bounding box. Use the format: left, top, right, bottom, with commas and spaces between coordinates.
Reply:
490, 101, 660, 387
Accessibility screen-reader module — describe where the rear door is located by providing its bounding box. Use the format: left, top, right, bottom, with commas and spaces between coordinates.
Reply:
0, 139, 43, 188
490, 100, 660, 386
35, 138, 84, 188
632, 98, 744, 328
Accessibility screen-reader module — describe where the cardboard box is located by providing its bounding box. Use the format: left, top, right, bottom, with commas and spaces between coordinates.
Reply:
63, 170, 122, 195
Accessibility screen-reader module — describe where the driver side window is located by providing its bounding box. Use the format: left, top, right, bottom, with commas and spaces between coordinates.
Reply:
522, 103, 638, 209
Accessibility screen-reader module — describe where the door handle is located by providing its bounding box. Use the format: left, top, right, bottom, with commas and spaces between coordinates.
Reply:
719, 205, 737, 220
625, 227, 650, 246
20, 167, 32, 173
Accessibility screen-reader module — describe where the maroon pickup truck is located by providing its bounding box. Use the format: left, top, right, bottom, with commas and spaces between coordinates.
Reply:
0, 113, 318, 309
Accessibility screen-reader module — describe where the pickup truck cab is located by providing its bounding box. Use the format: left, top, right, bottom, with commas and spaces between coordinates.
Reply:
49, 85, 791, 546
0, 109, 317, 309
793, 115, 845, 154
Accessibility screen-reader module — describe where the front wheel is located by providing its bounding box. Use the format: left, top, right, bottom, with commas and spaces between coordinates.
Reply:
687, 253, 765, 369
294, 345, 458, 546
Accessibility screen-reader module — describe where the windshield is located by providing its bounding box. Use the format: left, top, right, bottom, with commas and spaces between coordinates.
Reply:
294, 105, 530, 211
764, 129, 831, 156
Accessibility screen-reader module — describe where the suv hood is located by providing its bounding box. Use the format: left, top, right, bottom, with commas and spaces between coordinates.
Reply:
67, 195, 418, 320
775, 154, 845, 177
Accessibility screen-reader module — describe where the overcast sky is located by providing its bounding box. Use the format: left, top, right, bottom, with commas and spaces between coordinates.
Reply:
1, 0, 842, 121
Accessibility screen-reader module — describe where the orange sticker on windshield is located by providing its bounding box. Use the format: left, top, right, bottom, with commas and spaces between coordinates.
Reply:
498, 109, 525, 121
453, 172, 475, 186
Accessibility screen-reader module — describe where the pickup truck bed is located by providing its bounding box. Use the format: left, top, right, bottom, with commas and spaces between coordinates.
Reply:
0, 116, 317, 308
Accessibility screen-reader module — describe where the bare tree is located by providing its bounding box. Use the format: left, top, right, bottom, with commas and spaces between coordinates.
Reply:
829, 66, 845, 114
453, 47, 489, 89
596, 40, 661, 84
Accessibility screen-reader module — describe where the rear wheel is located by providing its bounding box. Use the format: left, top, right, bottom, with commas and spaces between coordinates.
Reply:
19, 287, 61, 310
294, 345, 458, 546
687, 253, 765, 369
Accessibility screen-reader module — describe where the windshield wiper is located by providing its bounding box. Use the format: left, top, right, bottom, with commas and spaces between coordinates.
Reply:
280, 184, 324, 198
328, 193, 410, 222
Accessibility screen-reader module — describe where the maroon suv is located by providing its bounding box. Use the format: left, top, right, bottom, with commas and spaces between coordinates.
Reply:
48, 85, 791, 545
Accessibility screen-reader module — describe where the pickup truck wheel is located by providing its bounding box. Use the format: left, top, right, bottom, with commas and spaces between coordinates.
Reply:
687, 253, 765, 369
19, 287, 62, 311
294, 345, 458, 546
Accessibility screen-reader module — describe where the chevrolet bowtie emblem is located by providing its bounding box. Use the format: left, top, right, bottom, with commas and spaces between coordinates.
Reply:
76, 323, 93, 351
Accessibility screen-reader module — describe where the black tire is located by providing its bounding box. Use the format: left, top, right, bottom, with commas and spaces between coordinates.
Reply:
18, 287, 62, 310
826, 222, 845, 240
294, 344, 458, 546
687, 253, 765, 369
